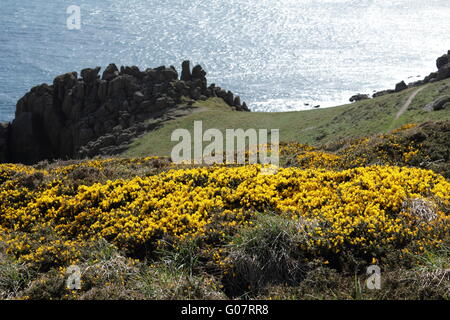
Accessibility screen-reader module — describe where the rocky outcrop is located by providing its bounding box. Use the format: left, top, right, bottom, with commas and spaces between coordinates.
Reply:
424, 96, 450, 111
436, 52, 449, 70
372, 50, 450, 98
3, 61, 249, 164
372, 89, 395, 98
349, 94, 370, 103
395, 81, 408, 92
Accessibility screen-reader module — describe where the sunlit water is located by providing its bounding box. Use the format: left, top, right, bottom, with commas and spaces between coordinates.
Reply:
1, 0, 450, 122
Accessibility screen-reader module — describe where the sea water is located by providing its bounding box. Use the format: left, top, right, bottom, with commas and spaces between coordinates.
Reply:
1, 0, 450, 122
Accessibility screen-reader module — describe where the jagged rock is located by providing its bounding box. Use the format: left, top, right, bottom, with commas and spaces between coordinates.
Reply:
436, 63, 450, 81
233, 96, 241, 107
4, 61, 249, 164
81, 67, 101, 84
53, 72, 77, 107
102, 63, 119, 81
224, 91, 235, 105
192, 65, 206, 80
436, 51, 449, 70
160, 68, 178, 82
349, 94, 370, 102
108, 75, 141, 99
424, 72, 438, 83
421, 50, 450, 84
122, 66, 144, 79
395, 81, 408, 92
181, 60, 191, 81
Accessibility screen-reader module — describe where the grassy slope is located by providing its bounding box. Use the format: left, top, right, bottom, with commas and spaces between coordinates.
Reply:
124, 78, 450, 158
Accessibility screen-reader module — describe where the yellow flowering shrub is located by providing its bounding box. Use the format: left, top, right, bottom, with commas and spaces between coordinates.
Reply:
1, 160, 449, 269
282, 124, 434, 171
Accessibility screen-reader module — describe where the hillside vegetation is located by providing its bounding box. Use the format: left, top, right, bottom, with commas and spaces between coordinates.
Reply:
0, 78, 449, 300
125, 78, 450, 158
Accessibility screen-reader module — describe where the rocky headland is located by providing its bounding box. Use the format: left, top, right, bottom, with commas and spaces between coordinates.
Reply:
0, 61, 249, 164
350, 50, 450, 102
2, 52, 450, 165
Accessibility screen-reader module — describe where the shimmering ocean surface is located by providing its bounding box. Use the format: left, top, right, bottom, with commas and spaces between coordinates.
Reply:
1, 0, 450, 122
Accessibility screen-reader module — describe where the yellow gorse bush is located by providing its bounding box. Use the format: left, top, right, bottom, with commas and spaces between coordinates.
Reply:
285, 124, 427, 170
1, 160, 449, 267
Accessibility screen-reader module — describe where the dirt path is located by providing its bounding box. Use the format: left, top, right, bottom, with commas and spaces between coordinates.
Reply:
395, 85, 428, 120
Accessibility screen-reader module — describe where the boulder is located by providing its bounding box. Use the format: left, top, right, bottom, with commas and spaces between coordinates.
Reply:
349, 94, 370, 102
395, 81, 408, 92
424, 96, 450, 111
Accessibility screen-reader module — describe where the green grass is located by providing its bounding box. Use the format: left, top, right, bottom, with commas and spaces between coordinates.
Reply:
124, 78, 450, 158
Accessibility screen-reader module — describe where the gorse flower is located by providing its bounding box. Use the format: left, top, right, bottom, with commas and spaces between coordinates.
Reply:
0, 158, 448, 268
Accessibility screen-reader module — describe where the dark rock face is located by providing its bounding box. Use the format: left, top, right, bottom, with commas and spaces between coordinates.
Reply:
0, 123, 10, 163
436, 51, 450, 70
180, 60, 192, 82
102, 64, 119, 81
3, 61, 249, 164
395, 81, 408, 92
349, 94, 370, 102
